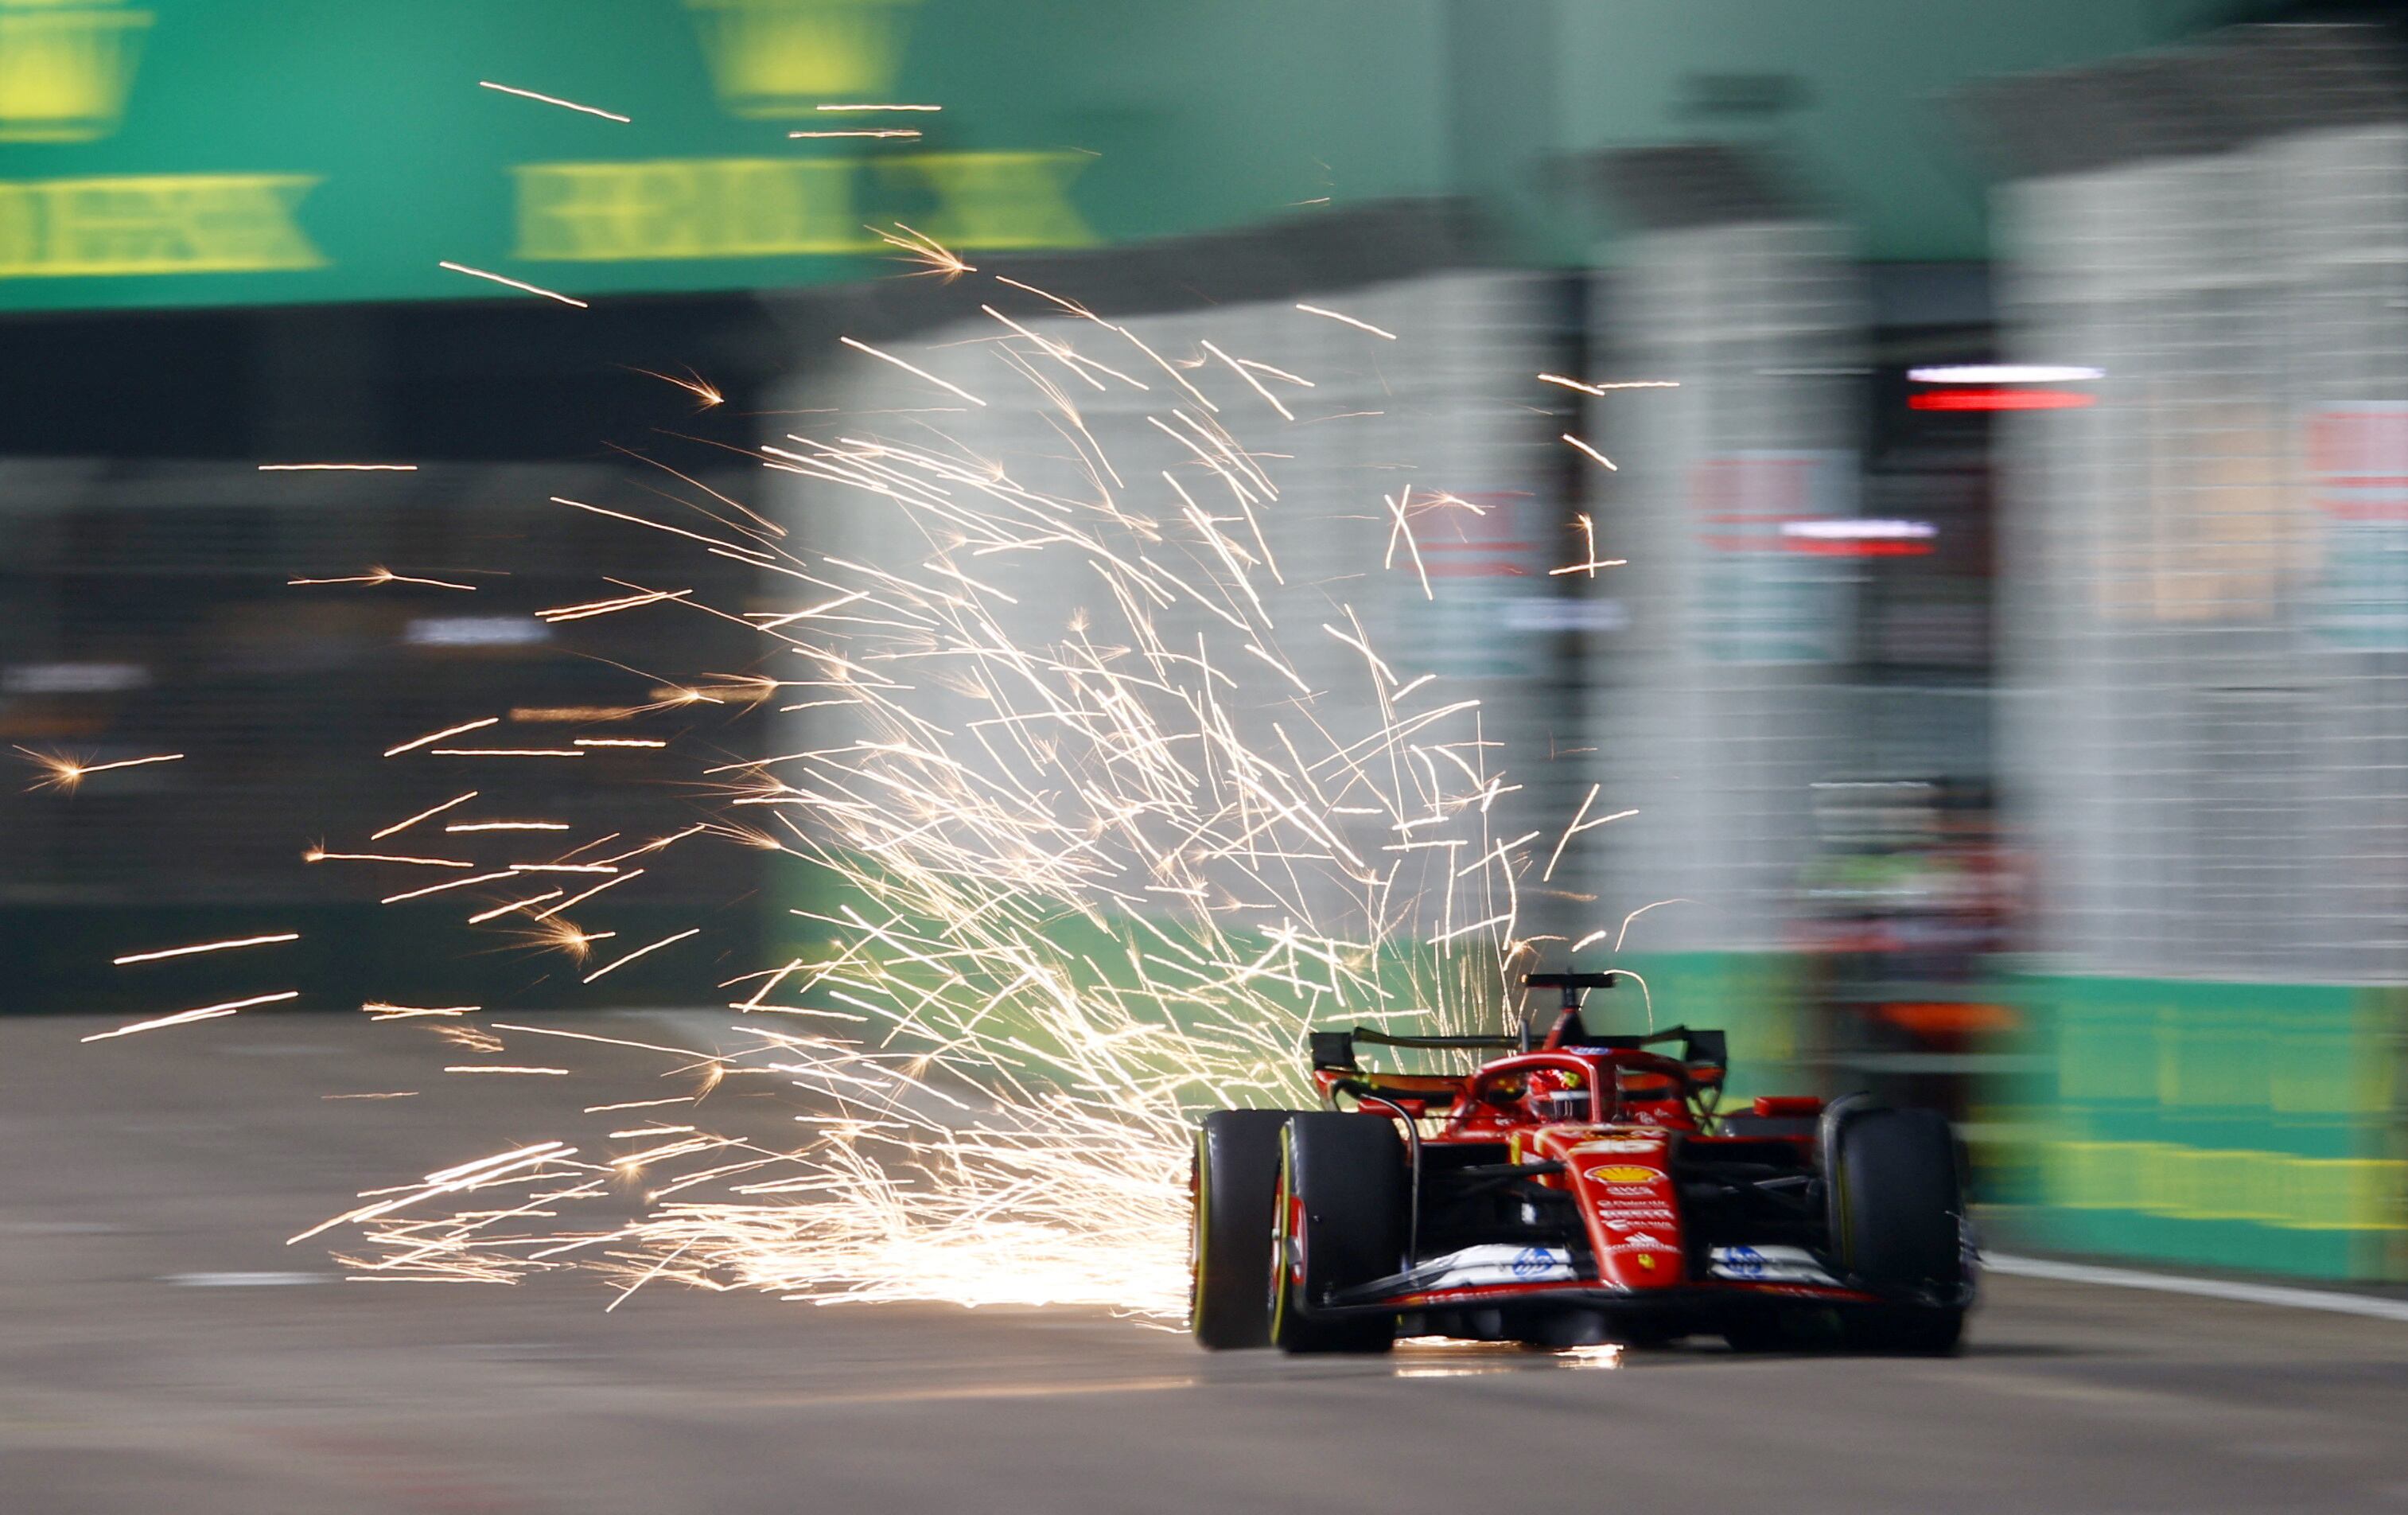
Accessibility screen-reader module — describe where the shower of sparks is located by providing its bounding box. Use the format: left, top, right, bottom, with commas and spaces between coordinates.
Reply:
791, 128, 922, 139
258, 463, 421, 472
372, 792, 479, 839
113, 933, 299, 965
1236, 357, 1313, 388
622, 366, 724, 408
478, 80, 632, 122
1561, 433, 1617, 471
289, 567, 477, 590
1613, 898, 1696, 954
532, 870, 642, 919
1536, 375, 1681, 395
1542, 785, 1638, 884
1200, 340, 1294, 420
1550, 512, 1627, 578
531, 925, 611, 960
815, 102, 942, 111
550, 495, 754, 553
17, 748, 184, 791
513, 706, 644, 722
1550, 513, 1612, 578
1383, 489, 1433, 599
83, 991, 300, 1042
41, 255, 1682, 1324
306, 849, 476, 869
466, 891, 564, 924
872, 224, 975, 280
438, 261, 589, 308
582, 926, 700, 983
381, 870, 519, 905
838, 337, 988, 406
385, 718, 499, 757
539, 587, 694, 622
1293, 303, 1397, 339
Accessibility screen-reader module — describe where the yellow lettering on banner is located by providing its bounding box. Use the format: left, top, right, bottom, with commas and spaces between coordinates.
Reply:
513, 152, 1095, 263
873, 151, 1094, 250
0, 173, 323, 278
2047, 1139, 2408, 1232
516, 158, 861, 261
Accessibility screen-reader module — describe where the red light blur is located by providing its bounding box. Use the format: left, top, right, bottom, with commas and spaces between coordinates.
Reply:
1782, 538, 1934, 559
1909, 388, 2095, 412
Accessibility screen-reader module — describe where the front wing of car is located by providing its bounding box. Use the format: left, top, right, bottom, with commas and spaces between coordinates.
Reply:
1317, 1243, 1889, 1317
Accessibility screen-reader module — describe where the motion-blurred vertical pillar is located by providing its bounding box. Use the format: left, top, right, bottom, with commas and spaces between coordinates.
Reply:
1576, 146, 1865, 1096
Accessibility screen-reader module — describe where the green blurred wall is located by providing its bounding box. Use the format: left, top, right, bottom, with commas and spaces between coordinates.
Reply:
1541, 0, 2233, 264
1994, 974, 2408, 1280
0, 0, 2230, 312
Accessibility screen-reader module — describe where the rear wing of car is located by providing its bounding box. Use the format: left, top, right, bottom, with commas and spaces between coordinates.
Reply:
1316, 1022, 1727, 1077
1308, 1026, 1516, 1073
1307, 1028, 1511, 1116
1574, 1025, 1729, 1079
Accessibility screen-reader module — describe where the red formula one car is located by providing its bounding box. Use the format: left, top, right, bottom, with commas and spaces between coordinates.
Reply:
1190, 973, 1974, 1354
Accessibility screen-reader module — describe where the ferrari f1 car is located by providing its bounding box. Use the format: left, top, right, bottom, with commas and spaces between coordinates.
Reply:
1190, 972, 1974, 1353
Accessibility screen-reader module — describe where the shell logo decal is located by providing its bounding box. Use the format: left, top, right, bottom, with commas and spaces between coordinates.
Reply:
1585, 1165, 1659, 1184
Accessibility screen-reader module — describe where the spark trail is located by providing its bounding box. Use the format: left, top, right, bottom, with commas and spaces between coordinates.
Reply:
83, 252, 1655, 1322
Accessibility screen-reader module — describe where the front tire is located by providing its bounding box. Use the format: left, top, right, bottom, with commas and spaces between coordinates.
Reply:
1190, 1110, 1297, 1349
1268, 1112, 1406, 1354
1827, 1105, 1969, 1355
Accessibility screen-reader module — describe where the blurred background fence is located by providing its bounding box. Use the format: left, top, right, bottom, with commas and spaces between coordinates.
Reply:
6, 1, 2407, 1279
1974, 24, 2408, 1276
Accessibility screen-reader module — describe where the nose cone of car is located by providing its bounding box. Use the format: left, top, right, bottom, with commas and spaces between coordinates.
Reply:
1544, 1128, 1686, 1290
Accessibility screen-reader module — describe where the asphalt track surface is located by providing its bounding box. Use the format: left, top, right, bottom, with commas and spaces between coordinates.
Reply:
7, 1011, 2408, 1514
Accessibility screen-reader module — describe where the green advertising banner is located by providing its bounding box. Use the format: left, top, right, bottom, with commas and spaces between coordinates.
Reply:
1998, 974, 2408, 1281
0, 0, 1443, 310
2, 1, 2239, 313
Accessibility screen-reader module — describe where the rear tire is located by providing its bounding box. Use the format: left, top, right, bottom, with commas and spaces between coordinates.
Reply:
1827, 1106, 1968, 1356
1190, 1110, 1296, 1349
1269, 1112, 1406, 1354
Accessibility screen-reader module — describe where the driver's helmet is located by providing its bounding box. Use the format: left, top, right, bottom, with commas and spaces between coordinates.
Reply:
1526, 1065, 1591, 1123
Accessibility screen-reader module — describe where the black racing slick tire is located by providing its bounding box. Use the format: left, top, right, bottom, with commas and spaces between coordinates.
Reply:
1190, 1110, 1297, 1349
1828, 1105, 1968, 1355
1268, 1112, 1406, 1354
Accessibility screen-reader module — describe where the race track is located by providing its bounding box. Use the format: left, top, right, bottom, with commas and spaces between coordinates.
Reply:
6, 1011, 2406, 1514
